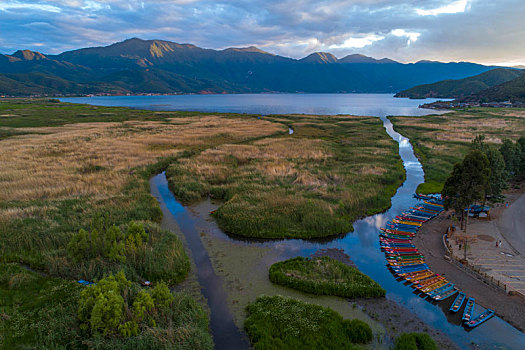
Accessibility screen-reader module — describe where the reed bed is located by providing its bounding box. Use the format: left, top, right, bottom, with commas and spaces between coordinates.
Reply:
167, 114, 405, 238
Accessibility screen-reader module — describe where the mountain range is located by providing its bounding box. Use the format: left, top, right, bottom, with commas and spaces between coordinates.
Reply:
394, 68, 523, 99
0, 38, 501, 96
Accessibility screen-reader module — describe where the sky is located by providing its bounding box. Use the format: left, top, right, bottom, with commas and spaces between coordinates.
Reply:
0, 0, 524, 65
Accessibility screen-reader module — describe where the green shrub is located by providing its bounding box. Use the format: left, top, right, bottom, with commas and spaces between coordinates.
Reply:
269, 256, 385, 298
78, 271, 197, 340
394, 333, 438, 350
245, 295, 370, 349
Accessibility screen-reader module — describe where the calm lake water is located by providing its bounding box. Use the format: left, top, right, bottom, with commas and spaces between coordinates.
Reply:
62, 93, 444, 116
64, 94, 524, 349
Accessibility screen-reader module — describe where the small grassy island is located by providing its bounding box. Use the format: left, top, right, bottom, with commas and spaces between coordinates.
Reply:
244, 295, 372, 350
269, 256, 385, 298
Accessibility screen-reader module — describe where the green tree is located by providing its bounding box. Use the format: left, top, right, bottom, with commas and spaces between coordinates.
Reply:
518, 137, 525, 176
500, 138, 521, 176
442, 150, 491, 228
472, 135, 506, 198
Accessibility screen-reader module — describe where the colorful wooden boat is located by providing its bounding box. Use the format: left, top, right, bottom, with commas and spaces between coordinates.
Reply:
426, 282, 454, 297
432, 288, 458, 301
449, 292, 466, 312
466, 309, 494, 328
402, 270, 433, 281
462, 297, 475, 322
392, 219, 422, 226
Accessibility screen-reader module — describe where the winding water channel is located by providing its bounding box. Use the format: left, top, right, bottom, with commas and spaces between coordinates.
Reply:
65, 94, 525, 349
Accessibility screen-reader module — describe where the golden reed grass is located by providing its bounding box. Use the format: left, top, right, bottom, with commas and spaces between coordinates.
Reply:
0, 116, 284, 202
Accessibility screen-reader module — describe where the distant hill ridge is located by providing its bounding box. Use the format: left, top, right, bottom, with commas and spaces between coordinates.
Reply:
395, 68, 523, 99
0, 37, 500, 96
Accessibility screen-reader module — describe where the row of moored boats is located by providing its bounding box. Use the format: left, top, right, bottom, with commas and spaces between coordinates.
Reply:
380, 194, 494, 328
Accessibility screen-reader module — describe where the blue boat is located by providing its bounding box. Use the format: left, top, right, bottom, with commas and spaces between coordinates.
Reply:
462, 297, 475, 322
432, 288, 458, 301
449, 292, 466, 312
426, 283, 455, 297
78, 279, 94, 286
466, 309, 494, 328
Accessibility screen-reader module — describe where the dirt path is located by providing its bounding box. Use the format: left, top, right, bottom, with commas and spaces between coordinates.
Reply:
498, 190, 525, 256
413, 214, 525, 332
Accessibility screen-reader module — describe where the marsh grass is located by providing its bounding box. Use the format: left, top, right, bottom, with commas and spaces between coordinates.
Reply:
394, 333, 438, 350
0, 263, 213, 349
269, 256, 385, 298
390, 108, 525, 193
167, 114, 405, 238
0, 99, 284, 274
244, 295, 371, 349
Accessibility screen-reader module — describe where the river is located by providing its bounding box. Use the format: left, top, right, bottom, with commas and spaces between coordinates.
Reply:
64, 94, 524, 349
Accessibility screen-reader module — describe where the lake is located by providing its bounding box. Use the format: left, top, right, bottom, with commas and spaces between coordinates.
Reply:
61, 93, 444, 117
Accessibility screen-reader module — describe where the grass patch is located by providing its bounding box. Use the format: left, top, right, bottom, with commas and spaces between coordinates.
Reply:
244, 295, 371, 349
269, 256, 385, 298
394, 333, 438, 350
0, 263, 213, 349
167, 114, 404, 238
389, 109, 525, 194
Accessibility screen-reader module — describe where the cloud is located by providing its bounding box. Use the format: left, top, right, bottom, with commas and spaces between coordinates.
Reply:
329, 34, 385, 49
0, 0, 523, 65
0, 1, 62, 13
391, 29, 420, 45
416, 0, 469, 16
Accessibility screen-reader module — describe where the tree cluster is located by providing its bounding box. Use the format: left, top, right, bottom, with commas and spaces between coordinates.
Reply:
67, 221, 148, 263
443, 135, 525, 215
78, 271, 174, 337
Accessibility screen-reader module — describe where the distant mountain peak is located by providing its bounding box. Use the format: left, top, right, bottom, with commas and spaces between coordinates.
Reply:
223, 46, 271, 55
12, 49, 47, 61
339, 54, 397, 64
300, 52, 338, 64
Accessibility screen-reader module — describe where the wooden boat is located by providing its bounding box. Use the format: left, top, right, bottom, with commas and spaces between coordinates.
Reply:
432, 288, 458, 301
386, 254, 424, 260
391, 264, 429, 274
424, 200, 444, 207
426, 282, 454, 297
413, 275, 444, 287
418, 280, 448, 293
402, 270, 433, 281
397, 215, 425, 222
392, 219, 422, 226
466, 309, 494, 328
462, 297, 475, 322
449, 292, 466, 312
389, 260, 425, 267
